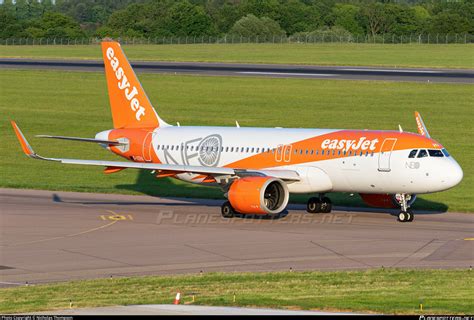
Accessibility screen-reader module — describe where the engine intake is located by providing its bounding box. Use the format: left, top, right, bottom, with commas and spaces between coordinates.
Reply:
228, 176, 289, 215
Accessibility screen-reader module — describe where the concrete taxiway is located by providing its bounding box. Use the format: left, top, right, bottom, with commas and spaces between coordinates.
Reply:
26, 304, 361, 315
0, 188, 472, 287
0, 58, 472, 83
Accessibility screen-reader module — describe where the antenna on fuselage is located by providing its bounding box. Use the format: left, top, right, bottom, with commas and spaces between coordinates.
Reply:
235, 121, 240, 128
398, 124, 403, 132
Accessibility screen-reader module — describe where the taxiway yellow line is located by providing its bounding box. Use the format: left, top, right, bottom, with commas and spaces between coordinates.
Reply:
4, 210, 123, 247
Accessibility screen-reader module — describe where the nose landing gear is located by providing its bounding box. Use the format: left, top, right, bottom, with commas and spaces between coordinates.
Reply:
307, 194, 332, 214
397, 193, 414, 223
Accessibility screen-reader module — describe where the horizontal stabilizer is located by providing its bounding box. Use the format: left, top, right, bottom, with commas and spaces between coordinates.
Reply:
36, 135, 125, 145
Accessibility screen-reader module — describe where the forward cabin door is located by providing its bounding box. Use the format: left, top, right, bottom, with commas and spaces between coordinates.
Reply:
378, 138, 397, 172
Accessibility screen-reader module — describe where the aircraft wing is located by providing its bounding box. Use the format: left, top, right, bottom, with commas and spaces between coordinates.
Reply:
36, 135, 125, 146
11, 121, 300, 182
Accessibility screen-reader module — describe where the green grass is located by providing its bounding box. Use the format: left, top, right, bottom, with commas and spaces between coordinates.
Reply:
1, 269, 472, 314
1, 69, 473, 212
1, 43, 473, 68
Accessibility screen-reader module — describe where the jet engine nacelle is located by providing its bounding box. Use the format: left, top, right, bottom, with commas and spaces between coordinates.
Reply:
228, 176, 289, 215
359, 193, 417, 208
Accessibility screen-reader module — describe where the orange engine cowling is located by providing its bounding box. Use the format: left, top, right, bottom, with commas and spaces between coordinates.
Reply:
228, 176, 289, 215
359, 193, 417, 208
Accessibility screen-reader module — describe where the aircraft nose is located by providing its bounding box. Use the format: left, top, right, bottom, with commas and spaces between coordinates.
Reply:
446, 159, 463, 188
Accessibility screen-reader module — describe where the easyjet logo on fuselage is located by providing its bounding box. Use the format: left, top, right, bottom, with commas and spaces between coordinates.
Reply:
321, 137, 379, 152
106, 47, 145, 121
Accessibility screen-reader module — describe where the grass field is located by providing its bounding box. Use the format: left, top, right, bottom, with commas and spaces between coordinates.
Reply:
1, 69, 472, 212
1, 43, 473, 68
1, 269, 472, 314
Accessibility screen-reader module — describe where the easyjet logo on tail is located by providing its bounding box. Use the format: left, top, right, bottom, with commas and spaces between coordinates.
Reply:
321, 137, 378, 152
106, 47, 145, 121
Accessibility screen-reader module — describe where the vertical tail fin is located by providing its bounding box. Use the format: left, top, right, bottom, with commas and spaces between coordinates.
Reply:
101, 40, 169, 129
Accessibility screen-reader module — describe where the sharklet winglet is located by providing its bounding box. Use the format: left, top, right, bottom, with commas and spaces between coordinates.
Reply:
414, 111, 431, 138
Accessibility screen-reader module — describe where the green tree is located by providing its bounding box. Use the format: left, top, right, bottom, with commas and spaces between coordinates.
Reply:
276, 0, 322, 34
429, 12, 471, 34
204, 0, 241, 34
228, 14, 285, 38
166, 1, 216, 36
0, 6, 24, 38
412, 5, 430, 33
239, 0, 280, 20
40, 12, 85, 39
359, 2, 391, 36
106, 3, 148, 37
332, 4, 363, 35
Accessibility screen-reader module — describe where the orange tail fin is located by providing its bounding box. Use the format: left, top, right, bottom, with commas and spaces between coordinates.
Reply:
101, 40, 169, 129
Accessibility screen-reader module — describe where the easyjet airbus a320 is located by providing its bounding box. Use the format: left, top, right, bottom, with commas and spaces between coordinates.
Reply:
11, 40, 463, 222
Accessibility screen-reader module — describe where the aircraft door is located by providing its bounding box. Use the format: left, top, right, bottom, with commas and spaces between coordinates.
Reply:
378, 138, 397, 172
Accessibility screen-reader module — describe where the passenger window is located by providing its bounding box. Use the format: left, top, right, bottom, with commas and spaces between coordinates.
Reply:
321, 150, 325, 155
417, 149, 428, 158
408, 149, 418, 158
256, 148, 260, 153
428, 149, 444, 157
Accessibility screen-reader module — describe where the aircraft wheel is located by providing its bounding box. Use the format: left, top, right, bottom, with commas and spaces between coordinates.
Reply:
398, 211, 409, 222
221, 201, 235, 218
307, 197, 321, 213
320, 197, 332, 213
407, 210, 414, 222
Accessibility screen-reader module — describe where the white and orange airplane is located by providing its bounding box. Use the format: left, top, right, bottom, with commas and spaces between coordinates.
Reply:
11, 40, 463, 222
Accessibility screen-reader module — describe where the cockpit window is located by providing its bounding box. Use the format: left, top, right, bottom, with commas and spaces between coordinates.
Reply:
442, 148, 450, 157
408, 149, 418, 158
428, 149, 444, 157
417, 149, 428, 158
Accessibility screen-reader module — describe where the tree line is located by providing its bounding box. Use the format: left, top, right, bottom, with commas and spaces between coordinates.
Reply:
0, 0, 472, 41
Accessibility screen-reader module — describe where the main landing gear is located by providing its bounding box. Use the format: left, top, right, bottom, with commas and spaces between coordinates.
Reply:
221, 201, 235, 218
306, 194, 332, 214
397, 193, 414, 223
